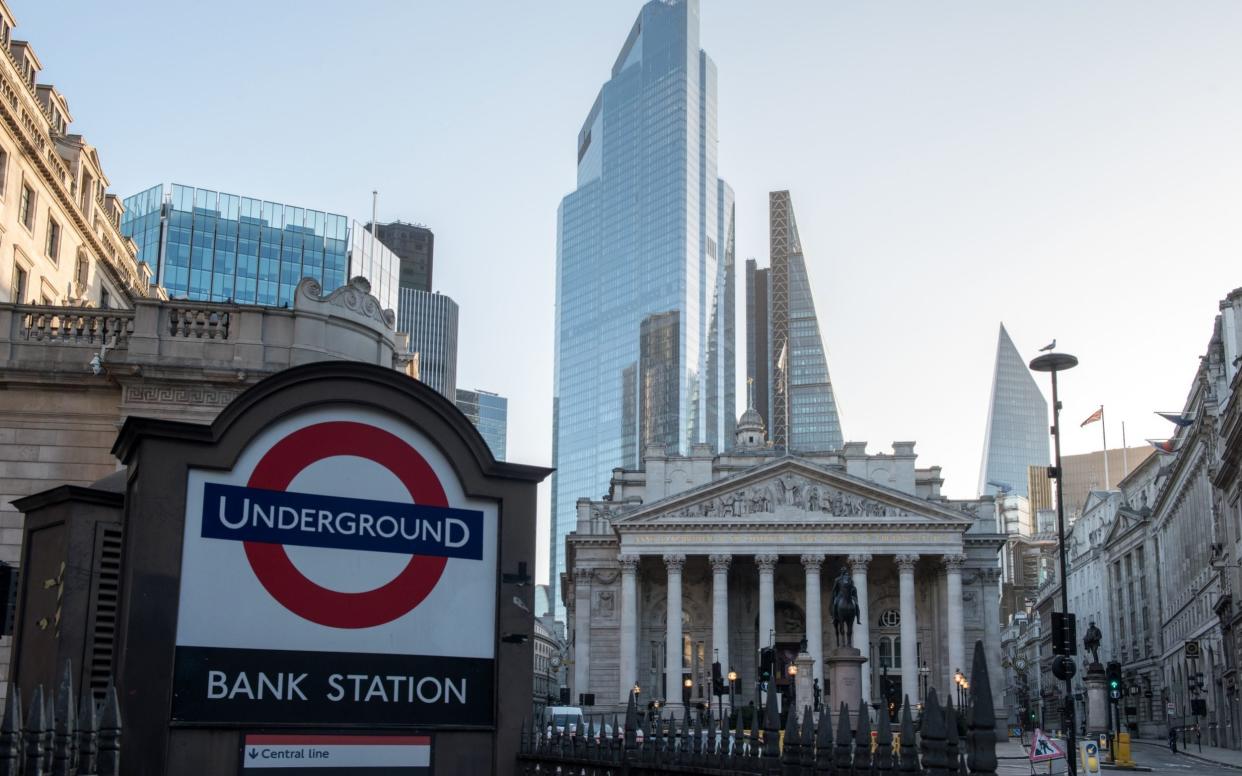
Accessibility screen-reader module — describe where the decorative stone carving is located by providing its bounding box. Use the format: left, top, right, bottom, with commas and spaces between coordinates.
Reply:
597, 590, 615, 614
942, 553, 968, 570
801, 553, 825, 570
708, 554, 732, 573
663, 553, 687, 572
755, 554, 780, 573
667, 474, 913, 519
297, 276, 396, 330
847, 553, 872, 573
895, 554, 920, 572
618, 554, 640, 572
573, 568, 593, 585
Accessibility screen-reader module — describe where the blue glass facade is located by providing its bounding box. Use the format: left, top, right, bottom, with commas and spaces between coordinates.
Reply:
551, 0, 733, 617
978, 323, 1050, 497
455, 388, 508, 462
121, 183, 369, 309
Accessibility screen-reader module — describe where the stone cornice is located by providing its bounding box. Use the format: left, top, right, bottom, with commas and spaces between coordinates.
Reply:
613, 517, 967, 534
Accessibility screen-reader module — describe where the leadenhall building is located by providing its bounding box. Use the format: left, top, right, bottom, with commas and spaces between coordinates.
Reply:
562, 405, 1006, 727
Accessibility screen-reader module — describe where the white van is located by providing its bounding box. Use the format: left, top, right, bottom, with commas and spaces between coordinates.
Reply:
546, 706, 585, 736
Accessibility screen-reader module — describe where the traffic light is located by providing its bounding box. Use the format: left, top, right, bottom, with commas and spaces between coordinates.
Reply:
1106, 661, 1122, 693
760, 648, 774, 683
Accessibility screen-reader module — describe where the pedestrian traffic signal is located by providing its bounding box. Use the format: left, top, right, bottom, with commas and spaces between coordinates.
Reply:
760, 647, 774, 682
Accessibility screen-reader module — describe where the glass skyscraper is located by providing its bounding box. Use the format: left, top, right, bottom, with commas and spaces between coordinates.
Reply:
551, 0, 734, 616
746, 192, 843, 452
121, 183, 398, 313
978, 323, 1050, 498
398, 288, 458, 398
455, 388, 508, 461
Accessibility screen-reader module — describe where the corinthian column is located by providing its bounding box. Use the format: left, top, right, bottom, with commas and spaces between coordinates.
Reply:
848, 553, 872, 703
896, 554, 920, 705
943, 553, 967, 694
573, 568, 592, 703
756, 554, 779, 653
664, 553, 687, 714
618, 554, 640, 704
802, 554, 825, 683
709, 554, 732, 699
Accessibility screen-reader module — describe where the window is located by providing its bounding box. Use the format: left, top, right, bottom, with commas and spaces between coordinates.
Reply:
99, 288, 110, 309
0, 146, 7, 198
45, 217, 61, 263
18, 183, 34, 231
12, 263, 27, 303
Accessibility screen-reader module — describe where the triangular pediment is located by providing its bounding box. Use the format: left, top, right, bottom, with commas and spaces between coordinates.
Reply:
613, 456, 975, 528
1102, 506, 1144, 547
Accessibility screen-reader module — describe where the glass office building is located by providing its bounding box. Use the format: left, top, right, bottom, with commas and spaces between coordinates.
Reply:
747, 191, 843, 452
121, 184, 398, 313
399, 287, 458, 399
455, 388, 508, 461
978, 323, 1050, 498
551, 0, 734, 616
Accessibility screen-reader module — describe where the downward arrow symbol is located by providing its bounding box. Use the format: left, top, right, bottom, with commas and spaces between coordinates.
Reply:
248, 748, 259, 759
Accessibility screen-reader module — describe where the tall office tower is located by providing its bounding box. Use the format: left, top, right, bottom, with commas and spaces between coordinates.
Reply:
398, 288, 458, 398
455, 388, 508, 461
121, 184, 399, 313
745, 191, 843, 452
978, 323, 1050, 498
367, 221, 434, 293
550, 0, 734, 616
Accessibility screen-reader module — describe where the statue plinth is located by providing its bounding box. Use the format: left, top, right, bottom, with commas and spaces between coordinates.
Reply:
1085, 662, 1109, 735
794, 651, 815, 717
825, 646, 868, 727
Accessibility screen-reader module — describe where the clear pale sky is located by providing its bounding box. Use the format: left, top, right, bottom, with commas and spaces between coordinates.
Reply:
16, 1, 1241, 585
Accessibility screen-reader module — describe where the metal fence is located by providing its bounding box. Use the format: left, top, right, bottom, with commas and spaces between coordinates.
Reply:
518, 641, 998, 776
0, 662, 121, 776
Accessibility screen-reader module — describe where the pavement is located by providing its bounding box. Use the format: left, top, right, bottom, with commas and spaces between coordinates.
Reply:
999, 735, 1242, 775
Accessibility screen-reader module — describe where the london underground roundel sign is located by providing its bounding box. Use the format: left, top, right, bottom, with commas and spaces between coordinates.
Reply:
172, 407, 497, 728
240, 420, 452, 629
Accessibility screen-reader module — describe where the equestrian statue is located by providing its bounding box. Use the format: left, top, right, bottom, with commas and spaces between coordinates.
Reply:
830, 566, 861, 649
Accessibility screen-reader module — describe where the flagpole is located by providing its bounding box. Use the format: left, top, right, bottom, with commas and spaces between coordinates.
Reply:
1122, 421, 1129, 477
1100, 404, 1110, 489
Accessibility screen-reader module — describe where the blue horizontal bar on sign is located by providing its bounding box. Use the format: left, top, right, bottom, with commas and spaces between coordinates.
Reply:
200, 482, 484, 560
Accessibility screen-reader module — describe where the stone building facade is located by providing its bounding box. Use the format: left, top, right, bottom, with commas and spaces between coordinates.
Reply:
563, 410, 1005, 727
0, 276, 408, 693
0, 0, 152, 309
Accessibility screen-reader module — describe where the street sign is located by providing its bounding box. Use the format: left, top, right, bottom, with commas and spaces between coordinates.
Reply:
1079, 740, 1101, 774
1186, 640, 1201, 659
241, 734, 431, 773
1030, 729, 1066, 763
172, 410, 499, 727
1167, 701, 1176, 717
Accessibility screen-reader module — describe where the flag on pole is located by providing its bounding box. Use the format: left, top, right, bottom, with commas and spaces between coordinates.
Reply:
1155, 411, 1194, 428
1080, 408, 1103, 427
1147, 439, 1177, 454
776, 342, 788, 374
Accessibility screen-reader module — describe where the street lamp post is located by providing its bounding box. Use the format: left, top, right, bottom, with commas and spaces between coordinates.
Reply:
727, 668, 738, 723
1030, 349, 1080, 776
683, 676, 693, 720
788, 663, 798, 719
919, 662, 931, 704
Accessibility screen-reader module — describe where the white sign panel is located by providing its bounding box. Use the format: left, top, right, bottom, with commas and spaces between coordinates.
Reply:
172, 407, 497, 727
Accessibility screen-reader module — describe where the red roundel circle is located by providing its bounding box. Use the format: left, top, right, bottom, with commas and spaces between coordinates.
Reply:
244, 420, 449, 629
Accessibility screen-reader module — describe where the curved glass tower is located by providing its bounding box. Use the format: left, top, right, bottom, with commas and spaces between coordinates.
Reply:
550, 0, 734, 617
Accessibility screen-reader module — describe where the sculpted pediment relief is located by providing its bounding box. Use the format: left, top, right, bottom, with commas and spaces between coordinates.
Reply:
661, 472, 922, 520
